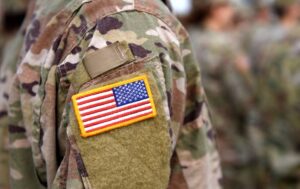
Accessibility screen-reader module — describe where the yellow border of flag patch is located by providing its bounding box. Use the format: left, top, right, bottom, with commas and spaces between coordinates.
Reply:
72, 75, 157, 138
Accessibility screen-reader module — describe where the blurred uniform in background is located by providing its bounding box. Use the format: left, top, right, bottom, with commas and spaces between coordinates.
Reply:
243, 0, 275, 67
252, 0, 274, 25
0, 0, 30, 188
0, 0, 4, 62
250, 0, 299, 72
0, 0, 28, 62
4, 0, 222, 188
3, 0, 30, 14
230, 0, 254, 47
248, 0, 300, 188
188, 0, 255, 188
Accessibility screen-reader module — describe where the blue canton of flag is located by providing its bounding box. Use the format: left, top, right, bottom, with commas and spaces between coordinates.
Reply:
113, 80, 149, 107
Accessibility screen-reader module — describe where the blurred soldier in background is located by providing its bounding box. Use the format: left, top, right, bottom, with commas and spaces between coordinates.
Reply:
253, 0, 275, 25
244, 0, 274, 74
0, 1, 8, 187
243, 0, 275, 61
0, 0, 30, 188
248, 0, 300, 188
230, 0, 254, 42
0, 0, 28, 62
1, 0, 300, 188
0, 0, 4, 62
251, 0, 300, 72
188, 0, 255, 188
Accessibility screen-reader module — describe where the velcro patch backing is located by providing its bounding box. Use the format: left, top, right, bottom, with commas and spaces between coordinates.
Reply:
72, 75, 157, 138
83, 41, 135, 79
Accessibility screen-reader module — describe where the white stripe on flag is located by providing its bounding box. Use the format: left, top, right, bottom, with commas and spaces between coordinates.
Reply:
85, 109, 153, 132
81, 99, 150, 120
79, 102, 116, 115
82, 103, 152, 125
77, 91, 113, 103
78, 96, 114, 109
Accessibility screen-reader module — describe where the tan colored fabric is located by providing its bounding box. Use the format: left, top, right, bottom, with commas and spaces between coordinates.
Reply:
70, 71, 171, 189
83, 41, 135, 79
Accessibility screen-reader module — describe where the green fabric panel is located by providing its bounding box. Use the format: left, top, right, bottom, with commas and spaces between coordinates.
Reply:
70, 72, 171, 189
71, 62, 91, 91
83, 41, 135, 79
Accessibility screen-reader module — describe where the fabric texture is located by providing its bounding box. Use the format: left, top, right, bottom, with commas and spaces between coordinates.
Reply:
5, 0, 222, 188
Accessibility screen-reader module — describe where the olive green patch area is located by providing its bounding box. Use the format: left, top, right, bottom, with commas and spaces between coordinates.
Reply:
83, 41, 135, 79
71, 62, 91, 91
70, 72, 171, 189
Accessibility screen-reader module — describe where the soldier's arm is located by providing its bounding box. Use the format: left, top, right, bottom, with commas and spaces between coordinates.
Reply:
53, 5, 222, 188
171, 38, 222, 189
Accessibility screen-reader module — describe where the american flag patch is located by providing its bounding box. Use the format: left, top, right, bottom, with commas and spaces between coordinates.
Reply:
72, 75, 157, 138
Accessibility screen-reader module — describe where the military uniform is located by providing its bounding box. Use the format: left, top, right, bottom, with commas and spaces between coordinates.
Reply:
0, 0, 29, 62
0, 34, 25, 189
248, 0, 300, 188
0, 0, 32, 188
0, 0, 4, 61
189, 0, 256, 187
6, 0, 222, 188
240, 0, 274, 67
190, 26, 255, 189
250, 27, 300, 189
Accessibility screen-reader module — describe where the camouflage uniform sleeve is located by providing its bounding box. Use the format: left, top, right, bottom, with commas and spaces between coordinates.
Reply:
6, 0, 223, 188
173, 37, 222, 189
58, 11, 176, 188
53, 6, 223, 188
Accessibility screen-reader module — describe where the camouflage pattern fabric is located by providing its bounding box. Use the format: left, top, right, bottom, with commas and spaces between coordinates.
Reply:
0, 34, 25, 189
189, 28, 255, 189
0, 0, 35, 188
6, 0, 222, 188
249, 25, 300, 188
247, 23, 277, 73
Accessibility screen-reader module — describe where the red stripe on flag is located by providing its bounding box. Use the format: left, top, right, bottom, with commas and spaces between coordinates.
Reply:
80, 104, 116, 117
82, 100, 151, 122
77, 93, 114, 105
83, 105, 151, 128
85, 111, 153, 133
76, 89, 111, 100
79, 99, 115, 111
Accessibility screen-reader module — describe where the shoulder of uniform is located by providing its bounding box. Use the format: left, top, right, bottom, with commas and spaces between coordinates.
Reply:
79, 0, 188, 40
